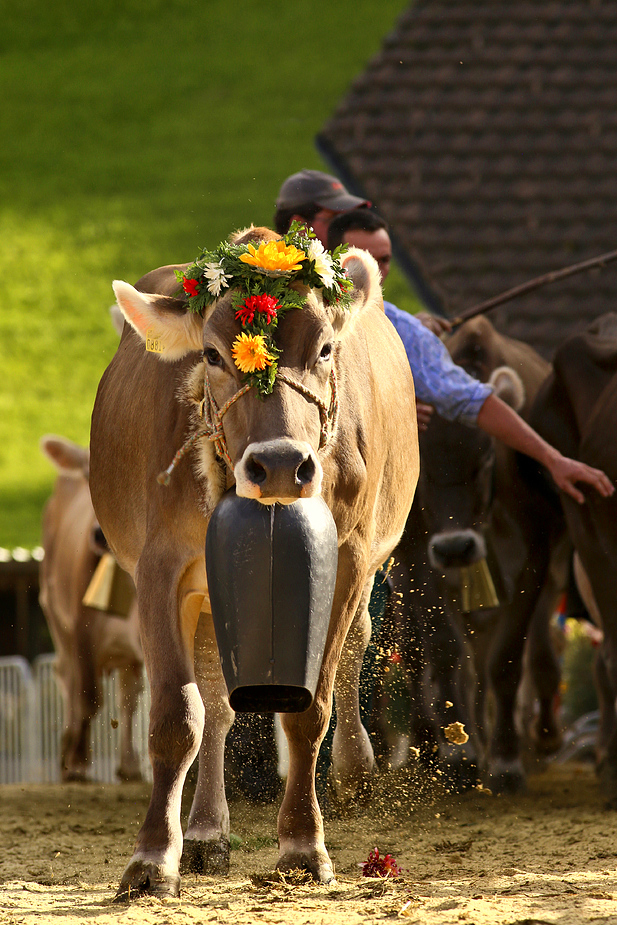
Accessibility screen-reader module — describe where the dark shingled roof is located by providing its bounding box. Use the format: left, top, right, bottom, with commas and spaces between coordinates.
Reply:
317, 0, 617, 359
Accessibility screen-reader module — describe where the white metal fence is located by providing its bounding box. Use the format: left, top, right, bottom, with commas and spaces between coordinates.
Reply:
0, 655, 152, 784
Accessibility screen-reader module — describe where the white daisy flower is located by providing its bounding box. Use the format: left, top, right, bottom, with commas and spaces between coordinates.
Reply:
203, 260, 232, 296
307, 238, 336, 288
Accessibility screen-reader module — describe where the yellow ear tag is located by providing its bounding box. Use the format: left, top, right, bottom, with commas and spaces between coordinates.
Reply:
146, 329, 166, 354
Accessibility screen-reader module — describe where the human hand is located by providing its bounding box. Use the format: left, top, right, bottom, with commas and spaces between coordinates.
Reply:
416, 312, 452, 336
549, 454, 615, 504
417, 401, 434, 432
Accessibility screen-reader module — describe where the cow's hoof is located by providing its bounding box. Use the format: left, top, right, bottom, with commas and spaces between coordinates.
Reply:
113, 864, 181, 903
180, 837, 230, 875
276, 849, 335, 884
487, 759, 526, 795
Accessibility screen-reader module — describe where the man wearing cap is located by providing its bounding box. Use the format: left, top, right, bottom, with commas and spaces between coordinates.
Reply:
274, 179, 613, 503
274, 169, 369, 245
275, 170, 448, 336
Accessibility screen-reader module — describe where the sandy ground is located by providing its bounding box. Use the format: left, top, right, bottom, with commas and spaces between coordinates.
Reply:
1, 760, 616, 925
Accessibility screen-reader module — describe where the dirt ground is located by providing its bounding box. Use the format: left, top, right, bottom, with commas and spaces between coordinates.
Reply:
1, 760, 616, 925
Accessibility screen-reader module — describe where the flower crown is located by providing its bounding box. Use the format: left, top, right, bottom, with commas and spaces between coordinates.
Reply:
175, 223, 353, 395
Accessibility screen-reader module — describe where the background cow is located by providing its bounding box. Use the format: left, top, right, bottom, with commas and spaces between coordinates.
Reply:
373, 317, 565, 793
89, 227, 418, 899
39, 435, 144, 782
530, 312, 617, 805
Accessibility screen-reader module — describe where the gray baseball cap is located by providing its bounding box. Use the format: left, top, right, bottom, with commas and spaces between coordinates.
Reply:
276, 170, 370, 212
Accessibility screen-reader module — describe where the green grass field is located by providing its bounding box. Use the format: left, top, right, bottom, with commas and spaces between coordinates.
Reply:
0, 0, 419, 548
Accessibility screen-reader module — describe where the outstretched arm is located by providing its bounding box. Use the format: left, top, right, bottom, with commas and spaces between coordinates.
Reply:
476, 393, 615, 504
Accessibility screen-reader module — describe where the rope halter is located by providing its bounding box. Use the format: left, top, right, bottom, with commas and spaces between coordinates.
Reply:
157, 362, 339, 486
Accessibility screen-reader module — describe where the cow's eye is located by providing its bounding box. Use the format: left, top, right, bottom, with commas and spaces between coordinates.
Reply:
319, 342, 333, 362
203, 347, 222, 367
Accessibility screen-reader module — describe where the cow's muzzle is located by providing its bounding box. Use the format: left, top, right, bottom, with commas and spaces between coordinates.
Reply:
428, 528, 486, 571
234, 440, 323, 503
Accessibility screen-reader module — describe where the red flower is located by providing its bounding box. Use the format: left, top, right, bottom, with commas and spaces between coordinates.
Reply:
236, 294, 280, 327
182, 276, 200, 298
360, 848, 402, 879
235, 302, 255, 325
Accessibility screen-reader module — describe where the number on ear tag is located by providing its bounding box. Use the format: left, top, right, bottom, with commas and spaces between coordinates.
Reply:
146, 330, 166, 354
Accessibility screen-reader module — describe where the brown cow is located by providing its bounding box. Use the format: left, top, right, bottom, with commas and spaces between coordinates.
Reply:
530, 312, 617, 805
375, 317, 566, 792
39, 435, 143, 782
89, 226, 418, 898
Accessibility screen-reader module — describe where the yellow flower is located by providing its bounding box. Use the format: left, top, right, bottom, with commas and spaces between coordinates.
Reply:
231, 332, 274, 373
240, 239, 306, 274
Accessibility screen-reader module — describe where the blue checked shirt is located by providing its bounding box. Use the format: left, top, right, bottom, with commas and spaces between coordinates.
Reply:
384, 302, 492, 426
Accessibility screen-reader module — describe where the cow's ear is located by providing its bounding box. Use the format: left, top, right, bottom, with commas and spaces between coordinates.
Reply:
112, 280, 203, 361
489, 365, 525, 411
40, 435, 89, 479
337, 249, 383, 328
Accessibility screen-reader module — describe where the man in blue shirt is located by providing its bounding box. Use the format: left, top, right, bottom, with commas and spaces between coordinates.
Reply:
326, 207, 613, 503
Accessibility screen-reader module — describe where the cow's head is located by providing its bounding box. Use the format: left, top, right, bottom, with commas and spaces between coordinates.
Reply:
422, 365, 525, 574
112, 225, 382, 505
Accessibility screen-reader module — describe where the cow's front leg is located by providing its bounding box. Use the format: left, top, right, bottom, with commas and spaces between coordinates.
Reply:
277, 699, 334, 883
330, 584, 377, 806
181, 609, 235, 875
115, 681, 203, 901
115, 558, 204, 902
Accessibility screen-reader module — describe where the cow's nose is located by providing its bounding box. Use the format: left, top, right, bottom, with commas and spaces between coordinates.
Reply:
429, 529, 484, 569
246, 444, 315, 489
235, 440, 323, 502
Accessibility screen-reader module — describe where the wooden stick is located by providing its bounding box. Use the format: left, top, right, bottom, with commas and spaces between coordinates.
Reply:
451, 247, 617, 327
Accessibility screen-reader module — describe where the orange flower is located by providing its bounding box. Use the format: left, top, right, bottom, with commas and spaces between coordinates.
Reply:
240, 239, 306, 274
231, 332, 274, 373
